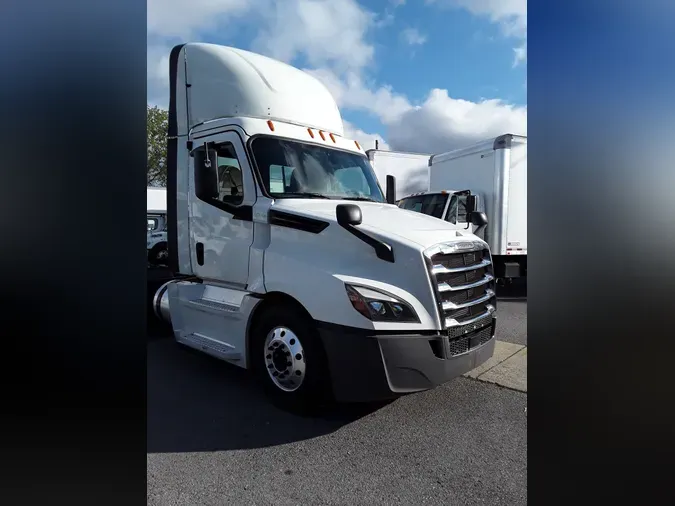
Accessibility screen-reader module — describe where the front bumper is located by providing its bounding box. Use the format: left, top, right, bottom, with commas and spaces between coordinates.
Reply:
317, 317, 496, 403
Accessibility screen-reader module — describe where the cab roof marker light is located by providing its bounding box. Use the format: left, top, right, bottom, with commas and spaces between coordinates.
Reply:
307, 128, 314, 138
329, 133, 336, 143
267, 120, 275, 131
319, 130, 326, 141
354, 140, 362, 150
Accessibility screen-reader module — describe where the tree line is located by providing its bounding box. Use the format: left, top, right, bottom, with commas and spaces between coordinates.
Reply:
147, 104, 168, 186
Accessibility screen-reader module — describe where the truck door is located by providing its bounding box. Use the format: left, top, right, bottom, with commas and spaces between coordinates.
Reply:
189, 131, 256, 288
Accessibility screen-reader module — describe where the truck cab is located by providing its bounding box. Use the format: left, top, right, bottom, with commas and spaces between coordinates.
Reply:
154, 43, 498, 407
398, 190, 487, 235
147, 187, 168, 266
425, 135, 527, 281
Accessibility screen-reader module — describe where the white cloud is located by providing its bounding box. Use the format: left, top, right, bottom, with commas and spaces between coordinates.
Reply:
343, 120, 389, 151
427, 0, 526, 36
427, 0, 527, 64
146, 42, 173, 107
147, 0, 377, 105
401, 28, 428, 46
252, 0, 376, 73
513, 41, 527, 67
147, 0, 252, 39
147, 0, 526, 166
304, 68, 412, 124
147, 0, 259, 106
306, 68, 526, 153
375, 0, 407, 28
386, 89, 527, 153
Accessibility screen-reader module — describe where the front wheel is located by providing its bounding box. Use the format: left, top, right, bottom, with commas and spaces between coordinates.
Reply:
251, 304, 333, 411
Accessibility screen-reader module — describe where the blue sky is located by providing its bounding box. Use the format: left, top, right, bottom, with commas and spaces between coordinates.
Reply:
148, 0, 527, 154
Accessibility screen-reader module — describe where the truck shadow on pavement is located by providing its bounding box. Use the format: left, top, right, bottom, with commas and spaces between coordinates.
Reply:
146, 269, 523, 455
147, 329, 389, 454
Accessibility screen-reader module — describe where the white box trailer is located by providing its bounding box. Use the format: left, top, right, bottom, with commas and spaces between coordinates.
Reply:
366, 149, 432, 201
152, 42, 498, 409
147, 187, 168, 265
422, 134, 527, 280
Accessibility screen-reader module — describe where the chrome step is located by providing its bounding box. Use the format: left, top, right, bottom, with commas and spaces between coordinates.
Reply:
180, 332, 242, 361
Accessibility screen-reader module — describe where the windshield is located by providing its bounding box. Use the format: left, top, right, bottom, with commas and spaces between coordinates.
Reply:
398, 193, 448, 218
251, 137, 385, 202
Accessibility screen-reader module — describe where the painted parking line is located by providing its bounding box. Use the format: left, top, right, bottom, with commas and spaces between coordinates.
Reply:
464, 340, 528, 393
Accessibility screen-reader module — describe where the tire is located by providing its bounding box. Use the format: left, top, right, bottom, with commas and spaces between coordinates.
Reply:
148, 242, 169, 266
250, 303, 333, 412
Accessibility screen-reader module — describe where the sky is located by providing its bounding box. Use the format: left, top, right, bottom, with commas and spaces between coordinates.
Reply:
147, 0, 527, 155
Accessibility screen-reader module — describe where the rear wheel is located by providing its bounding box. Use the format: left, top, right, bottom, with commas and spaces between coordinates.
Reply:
251, 304, 333, 411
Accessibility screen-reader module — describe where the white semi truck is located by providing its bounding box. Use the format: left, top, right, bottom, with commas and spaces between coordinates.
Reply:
366, 149, 432, 201
147, 187, 169, 266
153, 43, 498, 407
398, 135, 527, 281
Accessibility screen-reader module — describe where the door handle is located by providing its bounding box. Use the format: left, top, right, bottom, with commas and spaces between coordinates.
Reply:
196, 242, 204, 266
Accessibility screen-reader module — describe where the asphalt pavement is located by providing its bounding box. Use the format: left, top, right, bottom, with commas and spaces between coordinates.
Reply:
147, 283, 527, 505
495, 280, 527, 346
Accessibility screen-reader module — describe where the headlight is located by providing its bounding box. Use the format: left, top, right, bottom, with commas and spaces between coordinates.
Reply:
345, 284, 420, 323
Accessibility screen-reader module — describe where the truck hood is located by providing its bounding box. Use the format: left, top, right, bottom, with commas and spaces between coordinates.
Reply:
270, 199, 482, 250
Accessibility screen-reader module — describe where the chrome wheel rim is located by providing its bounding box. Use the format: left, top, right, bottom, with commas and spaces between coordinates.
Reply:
263, 326, 306, 392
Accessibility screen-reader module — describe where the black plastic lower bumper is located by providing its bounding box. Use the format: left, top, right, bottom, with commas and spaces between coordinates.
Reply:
316, 318, 497, 403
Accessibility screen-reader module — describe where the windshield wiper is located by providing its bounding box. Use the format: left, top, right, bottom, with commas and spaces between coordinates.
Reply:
342, 196, 379, 202
274, 192, 332, 199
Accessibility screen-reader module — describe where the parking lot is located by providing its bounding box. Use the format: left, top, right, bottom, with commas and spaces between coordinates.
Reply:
147, 280, 527, 505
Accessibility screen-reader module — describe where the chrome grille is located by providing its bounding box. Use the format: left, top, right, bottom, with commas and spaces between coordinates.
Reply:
448, 324, 494, 357
425, 242, 497, 330
446, 313, 494, 339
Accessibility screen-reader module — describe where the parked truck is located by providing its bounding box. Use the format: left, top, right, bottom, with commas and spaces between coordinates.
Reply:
366, 148, 432, 201
147, 187, 169, 266
398, 134, 527, 281
153, 43, 498, 408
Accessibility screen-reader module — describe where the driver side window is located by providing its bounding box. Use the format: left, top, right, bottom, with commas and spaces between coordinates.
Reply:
194, 142, 244, 207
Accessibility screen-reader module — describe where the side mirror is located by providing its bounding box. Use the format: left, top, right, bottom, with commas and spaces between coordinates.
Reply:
468, 211, 488, 239
336, 203, 363, 226
386, 175, 396, 204
194, 148, 219, 201
466, 194, 479, 215
468, 211, 488, 228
